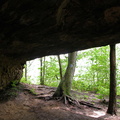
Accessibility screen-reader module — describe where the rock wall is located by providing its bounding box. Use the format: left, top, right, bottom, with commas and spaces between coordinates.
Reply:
0, 56, 24, 90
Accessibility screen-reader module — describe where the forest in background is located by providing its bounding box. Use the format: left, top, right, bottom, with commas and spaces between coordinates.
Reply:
21, 44, 120, 101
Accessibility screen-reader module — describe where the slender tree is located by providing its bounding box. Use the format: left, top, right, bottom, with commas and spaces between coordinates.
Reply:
25, 62, 27, 81
43, 57, 46, 83
40, 58, 44, 85
53, 51, 77, 98
40, 57, 46, 85
57, 55, 63, 81
107, 44, 117, 115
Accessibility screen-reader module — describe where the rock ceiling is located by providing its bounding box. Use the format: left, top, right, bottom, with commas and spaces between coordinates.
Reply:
0, 0, 120, 61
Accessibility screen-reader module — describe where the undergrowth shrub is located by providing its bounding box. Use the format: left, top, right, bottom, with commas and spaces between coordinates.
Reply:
20, 77, 32, 84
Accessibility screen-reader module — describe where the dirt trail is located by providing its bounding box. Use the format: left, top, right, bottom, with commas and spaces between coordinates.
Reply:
0, 83, 119, 120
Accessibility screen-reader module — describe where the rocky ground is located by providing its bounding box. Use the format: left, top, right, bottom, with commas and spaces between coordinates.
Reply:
0, 83, 119, 120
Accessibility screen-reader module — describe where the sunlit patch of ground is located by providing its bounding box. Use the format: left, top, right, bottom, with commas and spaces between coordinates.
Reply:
89, 110, 106, 118
0, 83, 119, 120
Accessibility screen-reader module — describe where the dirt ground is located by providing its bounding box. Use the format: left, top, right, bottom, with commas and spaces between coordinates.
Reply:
0, 83, 119, 120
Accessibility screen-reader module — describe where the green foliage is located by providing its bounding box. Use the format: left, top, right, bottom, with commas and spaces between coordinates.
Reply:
20, 77, 32, 84
37, 55, 68, 85
117, 99, 120, 102
117, 87, 120, 95
11, 80, 19, 87
96, 87, 109, 99
72, 80, 90, 91
72, 45, 120, 99
8, 91, 18, 96
7, 84, 19, 97
83, 95, 89, 99
45, 80, 59, 87
29, 88, 37, 95
11, 82, 17, 87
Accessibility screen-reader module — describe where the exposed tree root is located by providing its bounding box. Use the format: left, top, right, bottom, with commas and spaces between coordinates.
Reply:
36, 96, 53, 100
37, 94, 102, 110
56, 95, 102, 109
79, 101, 102, 110
56, 95, 81, 108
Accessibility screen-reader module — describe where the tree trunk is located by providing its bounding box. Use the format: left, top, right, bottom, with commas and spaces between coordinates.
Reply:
53, 51, 77, 97
57, 55, 63, 81
107, 44, 117, 115
40, 57, 44, 85
43, 57, 46, 83
0, 58, 24, 90
25, 62, 27, 81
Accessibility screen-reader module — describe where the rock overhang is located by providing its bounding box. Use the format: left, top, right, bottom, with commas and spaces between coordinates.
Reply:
0, 0, 120, 61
